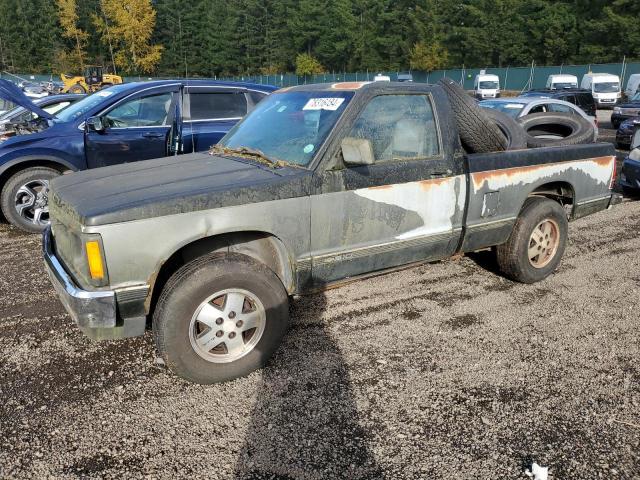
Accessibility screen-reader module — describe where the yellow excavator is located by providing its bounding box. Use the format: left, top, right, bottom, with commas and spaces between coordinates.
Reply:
61, 65, 123, 94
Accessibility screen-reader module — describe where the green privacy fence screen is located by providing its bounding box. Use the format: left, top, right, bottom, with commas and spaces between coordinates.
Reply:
215, 62, 640, 91
3, 62, 640, 91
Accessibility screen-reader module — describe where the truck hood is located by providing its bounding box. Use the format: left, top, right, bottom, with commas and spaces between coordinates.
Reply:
0, 79, 53, 119
50, 152, 312, 227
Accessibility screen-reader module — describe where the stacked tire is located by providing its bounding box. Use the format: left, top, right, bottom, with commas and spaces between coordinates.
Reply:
437, 77, 596, 153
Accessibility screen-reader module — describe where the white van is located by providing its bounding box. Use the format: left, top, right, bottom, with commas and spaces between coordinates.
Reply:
581, 73, 621, 107
474, 73, 500, 99
625, 74, 640, 98
373, 74, 391, 82
546, 74, 578, 89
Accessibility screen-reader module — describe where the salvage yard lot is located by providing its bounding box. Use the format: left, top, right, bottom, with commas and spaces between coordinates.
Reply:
0, 112, 639, 479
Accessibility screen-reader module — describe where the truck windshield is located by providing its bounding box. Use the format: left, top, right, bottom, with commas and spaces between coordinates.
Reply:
219, 90, 353, 167
479, 100, 524, 118
479, 81, 499, 90
54, 84, 128, 123
593, 82, 620, 93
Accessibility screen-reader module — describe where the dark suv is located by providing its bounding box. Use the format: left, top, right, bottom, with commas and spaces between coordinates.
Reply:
521, 89, 596, 116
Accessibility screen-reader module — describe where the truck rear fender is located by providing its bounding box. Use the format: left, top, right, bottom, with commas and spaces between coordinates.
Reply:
147, 231, 295, 317
526, 181, 575, 215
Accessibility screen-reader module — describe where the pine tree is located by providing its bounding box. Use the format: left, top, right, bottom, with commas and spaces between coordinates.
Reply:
100, 0, 163, 74
56, 0, 88, 71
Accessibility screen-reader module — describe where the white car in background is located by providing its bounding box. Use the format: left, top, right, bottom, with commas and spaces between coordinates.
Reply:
479, 96, 598, 138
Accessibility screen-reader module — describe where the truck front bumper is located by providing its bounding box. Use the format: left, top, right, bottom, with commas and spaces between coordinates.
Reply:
43, 227, 146, 340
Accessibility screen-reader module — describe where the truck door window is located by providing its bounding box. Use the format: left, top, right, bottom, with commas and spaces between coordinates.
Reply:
189, 92, 247, 120
348, 95, 439, 162
104, 92, 173, 128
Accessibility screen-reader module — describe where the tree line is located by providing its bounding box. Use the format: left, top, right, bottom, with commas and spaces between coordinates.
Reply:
0, 0, 637, 77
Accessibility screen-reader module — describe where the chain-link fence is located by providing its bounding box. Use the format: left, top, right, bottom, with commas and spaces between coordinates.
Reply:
3, 61, 639, 92
215, 62, 640, 92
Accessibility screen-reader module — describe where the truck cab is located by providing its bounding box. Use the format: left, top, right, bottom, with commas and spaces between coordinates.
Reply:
581, 73, 621, 108
0, 79, 275, 232
474, 73, 500, 99
546, 74, 578, 90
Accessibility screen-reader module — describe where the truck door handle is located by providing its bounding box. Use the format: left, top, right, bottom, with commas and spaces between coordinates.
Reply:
142, 132, 164, 138
430, 169, 452, 179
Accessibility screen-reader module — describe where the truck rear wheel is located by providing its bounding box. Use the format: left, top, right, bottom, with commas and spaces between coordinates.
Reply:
153, 252, 289, 384
496, 197, 568, 283
1, 166, 60, 233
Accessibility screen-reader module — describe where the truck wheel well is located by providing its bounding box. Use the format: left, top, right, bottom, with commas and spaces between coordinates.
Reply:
147, 231, 293, 319
0, 160, 70, 193
528, 181, 575, 213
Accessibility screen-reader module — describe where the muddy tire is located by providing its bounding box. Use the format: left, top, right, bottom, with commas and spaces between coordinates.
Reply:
496, 197, 568, 283
69, 84, 86, 94
0, 166, 60, 233
517, 112, 595, 148
153, 252, 289, 384
483, 109, 527, 150
438, 77, 508, 153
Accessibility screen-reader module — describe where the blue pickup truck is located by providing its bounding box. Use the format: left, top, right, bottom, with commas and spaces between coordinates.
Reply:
0, 79, 276, 232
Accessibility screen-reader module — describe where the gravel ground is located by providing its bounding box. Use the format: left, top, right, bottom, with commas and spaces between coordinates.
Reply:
0, 112, 639, 479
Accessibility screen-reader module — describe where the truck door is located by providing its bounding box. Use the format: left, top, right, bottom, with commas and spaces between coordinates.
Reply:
85, 85, 179, 168
181, 87, 248, 153
310, 93, 466, 284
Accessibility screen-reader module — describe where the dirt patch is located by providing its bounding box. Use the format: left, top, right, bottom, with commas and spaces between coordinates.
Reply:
443, 313, 482, 330
0, 134, 638, 479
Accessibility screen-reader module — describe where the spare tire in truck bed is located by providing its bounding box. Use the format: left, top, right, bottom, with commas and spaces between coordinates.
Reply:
483, 109, 527, 150
517, 112, 595, 148
438, 77, 508, 154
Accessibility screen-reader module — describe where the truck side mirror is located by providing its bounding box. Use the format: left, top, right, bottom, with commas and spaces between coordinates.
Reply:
632, 124, 640, 150
86, 115, 105, 133
341, 137, 375, 166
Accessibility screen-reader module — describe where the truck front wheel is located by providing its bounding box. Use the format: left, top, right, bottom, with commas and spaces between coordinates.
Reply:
496, 197, 568, 283
153, 252, 289, 384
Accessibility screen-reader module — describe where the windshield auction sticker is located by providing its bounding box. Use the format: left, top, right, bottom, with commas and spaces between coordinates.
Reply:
303, 98, 345, 111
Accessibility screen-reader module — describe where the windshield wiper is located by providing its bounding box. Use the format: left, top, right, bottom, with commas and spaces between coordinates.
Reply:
210, 145, 304, 169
